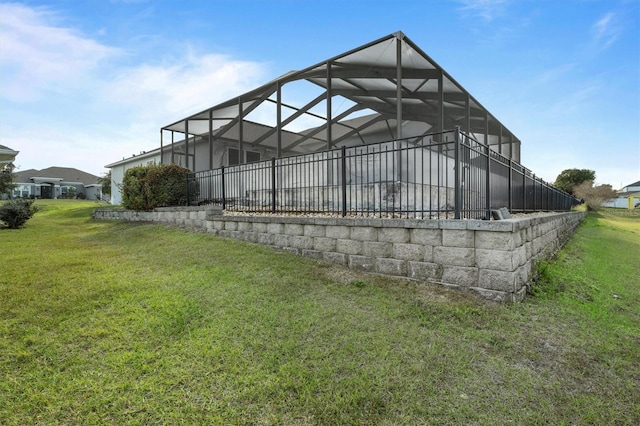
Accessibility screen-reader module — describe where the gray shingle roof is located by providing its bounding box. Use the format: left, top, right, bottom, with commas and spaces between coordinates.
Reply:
14, 167, 101, 186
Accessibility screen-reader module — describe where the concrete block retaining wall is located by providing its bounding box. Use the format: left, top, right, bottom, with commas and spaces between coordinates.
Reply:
93, 207, 586, 302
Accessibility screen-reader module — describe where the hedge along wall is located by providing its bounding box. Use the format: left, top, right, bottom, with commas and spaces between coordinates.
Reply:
93, 207, 587, 302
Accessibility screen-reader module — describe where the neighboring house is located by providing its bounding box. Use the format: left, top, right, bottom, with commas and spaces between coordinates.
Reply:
12, 167, 103, 200
0, 144, 19, 165
107, 32, 524, 206
602, 180, 640, 209
105, 151, 160, 205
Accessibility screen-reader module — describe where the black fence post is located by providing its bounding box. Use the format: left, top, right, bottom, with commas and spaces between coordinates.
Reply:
454, 126, 461, 219
522, 170, 527, 213
185, 172, 191, 206
485, 144, 491, 220
341, 146, 347, 217
533, 174, 536, 211
271, 157, 276, 214
221, 166, 226, 210
508, 159, 513, 212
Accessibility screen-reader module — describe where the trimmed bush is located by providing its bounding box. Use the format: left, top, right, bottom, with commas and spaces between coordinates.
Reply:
0, 199, 39, 229
122, 164, 194, 211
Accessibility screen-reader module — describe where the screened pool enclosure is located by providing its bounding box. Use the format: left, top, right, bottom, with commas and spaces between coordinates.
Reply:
159, 32, 574, 218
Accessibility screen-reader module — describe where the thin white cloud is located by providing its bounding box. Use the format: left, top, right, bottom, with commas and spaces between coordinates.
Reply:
0, 2, 120, 101
534, 63, 576, 85
0, 2, 269, 175
546, 82, 602, 117
457, 0, 507, 22
592, 12, 621, 49
106, 51, 267, 122
96, 51, 268, 168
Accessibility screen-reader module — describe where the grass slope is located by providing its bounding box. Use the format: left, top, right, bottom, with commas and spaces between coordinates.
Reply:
1, 200, 638, 425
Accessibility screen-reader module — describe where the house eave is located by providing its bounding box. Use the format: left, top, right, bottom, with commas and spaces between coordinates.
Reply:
106, 148, 162, 169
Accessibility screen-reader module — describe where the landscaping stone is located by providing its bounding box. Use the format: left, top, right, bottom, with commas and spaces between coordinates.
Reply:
433, 246, 476, 267
377, 227, 410, 243
349, 255, 375, 272
313, 237, 337, 252
442, 229, 474, 247
350, 226, 377, 241
376, 258, 407, 276
393, 243, 426, 261
408, 261, 443, 281
336, 239, 363, 255
363, 241, 392, 258
441, 266, 478, 287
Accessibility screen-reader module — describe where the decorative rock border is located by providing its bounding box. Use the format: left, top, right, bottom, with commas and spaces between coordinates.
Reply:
93, 207, 586, 302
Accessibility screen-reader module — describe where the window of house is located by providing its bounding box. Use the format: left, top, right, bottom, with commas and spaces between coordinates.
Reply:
61, 186, 77, 199
12, 185, 30, 198
246, 151, 261, 163
228, 148, 240, 166
228, 148, 261, 166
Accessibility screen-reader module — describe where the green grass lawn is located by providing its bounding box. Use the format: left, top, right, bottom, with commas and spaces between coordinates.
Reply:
1, 200, 638, 425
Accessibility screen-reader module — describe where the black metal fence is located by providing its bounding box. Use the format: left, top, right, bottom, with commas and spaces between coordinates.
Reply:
186, 128, 576, 219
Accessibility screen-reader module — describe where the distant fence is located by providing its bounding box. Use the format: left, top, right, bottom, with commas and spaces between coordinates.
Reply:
186, 128, 576, 219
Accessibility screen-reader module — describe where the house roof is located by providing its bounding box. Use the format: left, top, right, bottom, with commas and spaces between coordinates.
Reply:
161, 31, 520, 160
624, 180, 640, 188
0, 144, 19, 164
14, 167, 101, 186
105, 147, 161, 168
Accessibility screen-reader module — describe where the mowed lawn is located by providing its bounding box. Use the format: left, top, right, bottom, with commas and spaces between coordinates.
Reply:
1, 200, 638, 425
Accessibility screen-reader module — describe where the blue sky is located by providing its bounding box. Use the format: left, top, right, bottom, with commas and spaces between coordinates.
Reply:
1, 0, 638, 188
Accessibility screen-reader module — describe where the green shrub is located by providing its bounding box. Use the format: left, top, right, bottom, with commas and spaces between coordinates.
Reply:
0, 199, 39, 229
122, 164, 194, 211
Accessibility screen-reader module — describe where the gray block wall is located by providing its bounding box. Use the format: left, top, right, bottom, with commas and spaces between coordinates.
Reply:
93, 207, 586, 302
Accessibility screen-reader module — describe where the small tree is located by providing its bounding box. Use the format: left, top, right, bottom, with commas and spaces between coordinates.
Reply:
0, 163, 16, 198
574, 180, 617, 211
98, 170, 111, 198
554, 169, 596, 194
0, 199, 39, 229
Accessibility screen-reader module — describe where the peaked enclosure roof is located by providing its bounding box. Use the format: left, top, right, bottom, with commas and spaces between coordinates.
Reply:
161, 32, 521, 167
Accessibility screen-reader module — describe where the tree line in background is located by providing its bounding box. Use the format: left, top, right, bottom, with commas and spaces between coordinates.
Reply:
554, 168, 618, 211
